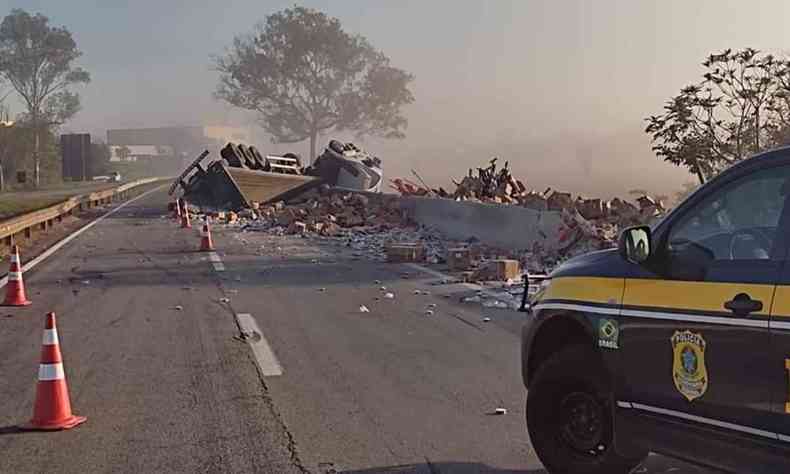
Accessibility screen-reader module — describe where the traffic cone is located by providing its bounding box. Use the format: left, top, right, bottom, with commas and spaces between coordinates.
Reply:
2, 245, 31, 306
21, 312, 86, 431
174, 198, 182, 220
200, 218, 214, 252
181, 200, 192, 229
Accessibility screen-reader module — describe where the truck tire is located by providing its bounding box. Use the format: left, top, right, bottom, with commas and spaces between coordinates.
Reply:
527, 344, 646, 474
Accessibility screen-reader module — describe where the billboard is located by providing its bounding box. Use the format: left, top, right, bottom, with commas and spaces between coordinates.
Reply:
61, 133, 92, 181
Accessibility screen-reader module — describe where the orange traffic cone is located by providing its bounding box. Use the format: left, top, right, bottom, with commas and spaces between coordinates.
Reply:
200, 218, 214, 252
181, 200, 192, 229
21, 312, 86, 431
2, 245, 31, 306
174, 198, 182, 220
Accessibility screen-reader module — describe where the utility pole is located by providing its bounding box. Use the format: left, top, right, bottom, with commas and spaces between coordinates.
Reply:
0, 108, 15, 192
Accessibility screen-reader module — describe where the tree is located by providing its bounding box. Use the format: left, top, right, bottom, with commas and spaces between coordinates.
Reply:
116, 145, 131, 161
215, 7, 415, 163
645, 49, 790, 184
0, 9, 90, 187
0, 81, 12, 191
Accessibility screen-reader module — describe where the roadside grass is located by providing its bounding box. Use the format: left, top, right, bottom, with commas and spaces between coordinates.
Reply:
0, 196, 65, 220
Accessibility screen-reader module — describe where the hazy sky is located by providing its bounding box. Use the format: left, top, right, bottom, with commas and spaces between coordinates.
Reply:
5, 0, 790, 198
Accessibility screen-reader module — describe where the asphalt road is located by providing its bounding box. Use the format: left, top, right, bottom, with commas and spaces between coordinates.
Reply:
0, 189, 716, 473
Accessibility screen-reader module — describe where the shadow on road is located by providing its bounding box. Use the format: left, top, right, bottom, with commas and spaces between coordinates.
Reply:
340, 462, 543, 474
339, 455, 719, 474
0, 425, 24, 436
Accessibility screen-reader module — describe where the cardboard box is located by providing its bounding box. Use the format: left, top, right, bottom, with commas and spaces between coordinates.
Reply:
447, 248, 473, 271
493, 259, 521, 281
473, 259, 521, 281
385, 243, 425, 263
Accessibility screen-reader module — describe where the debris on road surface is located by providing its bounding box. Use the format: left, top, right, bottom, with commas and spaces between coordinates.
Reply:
174, 305, 183, 311
384, 292, 395, 299
220, 297, 230, 303
462, 295, 483, 304
482, 317, 492, 322
179, 148, 666, 292
359, 305, 370, 313
318, 287, 326, 292
425, 310, 434, 316
482, 300, 509, 309
494, 408, 507, 415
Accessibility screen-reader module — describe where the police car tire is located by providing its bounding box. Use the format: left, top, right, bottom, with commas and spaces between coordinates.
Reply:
527, 344, 647, 474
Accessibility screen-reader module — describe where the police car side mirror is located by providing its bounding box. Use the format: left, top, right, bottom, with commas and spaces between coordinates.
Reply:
619, 225, 652, 264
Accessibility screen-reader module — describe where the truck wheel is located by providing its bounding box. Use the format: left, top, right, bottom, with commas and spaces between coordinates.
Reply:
527, 344, 646, 474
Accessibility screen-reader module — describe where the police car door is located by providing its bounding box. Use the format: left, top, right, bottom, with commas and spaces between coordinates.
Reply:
619, 164, 790, 441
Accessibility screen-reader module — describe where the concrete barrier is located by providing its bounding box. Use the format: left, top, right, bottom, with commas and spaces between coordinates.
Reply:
400, 196, 565, 251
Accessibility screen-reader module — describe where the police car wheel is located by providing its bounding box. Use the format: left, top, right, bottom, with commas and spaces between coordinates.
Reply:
527, 344, 646, 474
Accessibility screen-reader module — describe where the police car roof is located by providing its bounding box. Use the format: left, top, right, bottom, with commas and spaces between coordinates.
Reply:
730, 145, 790, 172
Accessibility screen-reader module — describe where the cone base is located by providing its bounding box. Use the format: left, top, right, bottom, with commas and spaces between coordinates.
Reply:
21, 414, 86, 431
1, 299, 32, 307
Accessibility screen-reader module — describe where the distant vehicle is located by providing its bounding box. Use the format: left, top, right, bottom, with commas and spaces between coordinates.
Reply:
522, 146, 790, 473
91, 172, 121, 183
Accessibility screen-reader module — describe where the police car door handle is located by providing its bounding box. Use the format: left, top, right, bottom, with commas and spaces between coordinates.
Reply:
724, 293, 763, 316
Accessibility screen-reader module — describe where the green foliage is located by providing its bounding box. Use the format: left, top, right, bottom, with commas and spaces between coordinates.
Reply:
0, 9, 90, 186
0, 9, 90, 126
214, 6, 415, 160
646, 48, 790, 183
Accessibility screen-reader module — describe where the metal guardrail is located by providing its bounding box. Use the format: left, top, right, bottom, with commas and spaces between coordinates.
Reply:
0, 177, 168, 245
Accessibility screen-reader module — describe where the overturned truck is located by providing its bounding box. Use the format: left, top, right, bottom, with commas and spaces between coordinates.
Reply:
169, 140, 383, 209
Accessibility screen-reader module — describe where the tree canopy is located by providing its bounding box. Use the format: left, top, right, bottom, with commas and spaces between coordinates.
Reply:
646, 48, 790, 184
215, 7, 415, 162
0, 9, 90, 186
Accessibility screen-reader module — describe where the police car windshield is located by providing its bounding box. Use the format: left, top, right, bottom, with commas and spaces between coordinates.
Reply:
672, 167, 790, 243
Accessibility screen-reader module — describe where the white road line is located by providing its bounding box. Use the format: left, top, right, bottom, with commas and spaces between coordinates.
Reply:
0, 184, 167, 289
208, 252, 225, 272
235, 313, 283, 376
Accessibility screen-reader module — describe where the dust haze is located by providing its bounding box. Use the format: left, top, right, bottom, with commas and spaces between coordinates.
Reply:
10, 0, 790, 198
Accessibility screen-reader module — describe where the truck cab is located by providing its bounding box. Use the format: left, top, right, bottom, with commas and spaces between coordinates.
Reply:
522, 146, 790, 473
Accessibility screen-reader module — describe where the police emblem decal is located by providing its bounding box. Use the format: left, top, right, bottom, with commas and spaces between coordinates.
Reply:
671, 330, 708, 401
598, 318, 619, 350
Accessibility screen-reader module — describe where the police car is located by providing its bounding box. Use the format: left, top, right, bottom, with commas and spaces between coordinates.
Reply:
522, 147, 790, 473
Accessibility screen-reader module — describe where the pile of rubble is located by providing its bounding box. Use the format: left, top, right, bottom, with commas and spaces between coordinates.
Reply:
205, 186, 450, 264
187, 154, 669, 278
393, 157, 665, 221
390, 157, 667, 262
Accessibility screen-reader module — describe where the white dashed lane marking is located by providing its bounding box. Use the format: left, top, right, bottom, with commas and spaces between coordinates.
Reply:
235, 313, 283, 376
208, 252, 225, 272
